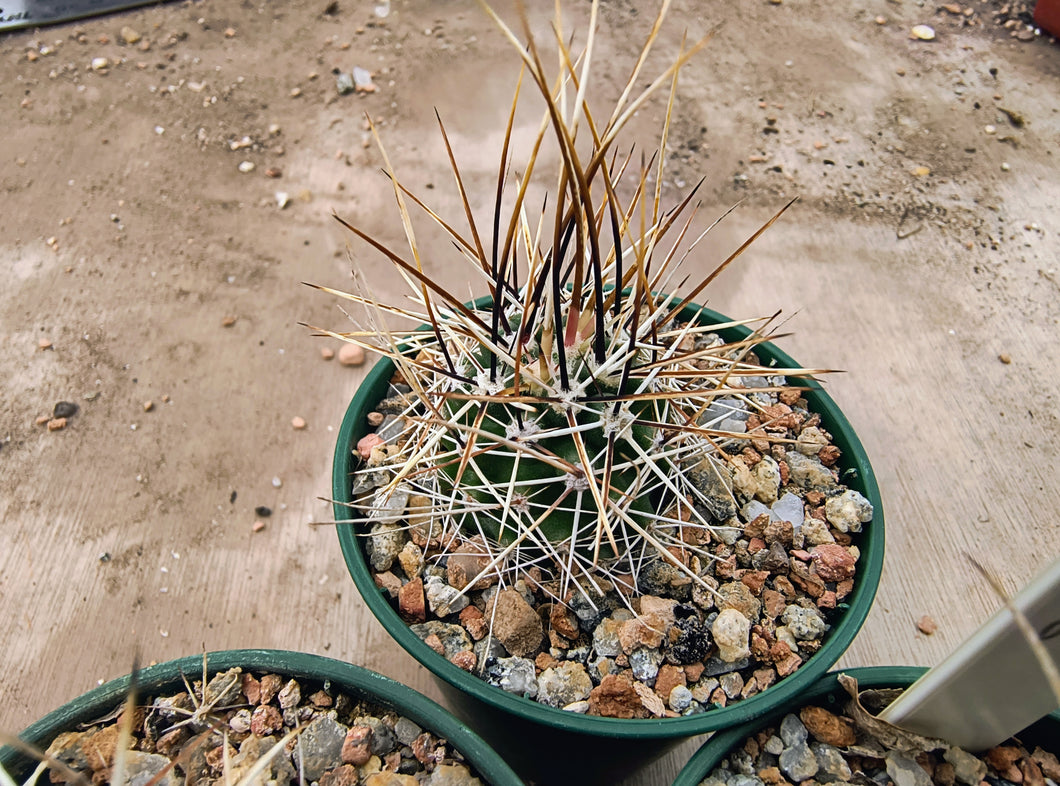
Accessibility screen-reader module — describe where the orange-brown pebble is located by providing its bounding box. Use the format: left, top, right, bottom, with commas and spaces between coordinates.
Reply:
338, 343, 366, 366
38, 338, 53, 350
143, 401, 154, 412
252, 520, 266, 532
357, 433, 384, 457
320, 346, 335, 360
367, 411, 385, 427
47, 417, 67, 431
917, 614, 938, 635
222, 315, 237, 327
292, 416, 307, 430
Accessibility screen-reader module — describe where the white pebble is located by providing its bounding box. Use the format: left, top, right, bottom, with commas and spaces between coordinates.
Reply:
238, 161, 255, 173
272, 476, 282, 488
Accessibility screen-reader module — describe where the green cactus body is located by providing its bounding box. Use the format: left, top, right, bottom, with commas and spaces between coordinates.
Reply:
436, 313, 662, 561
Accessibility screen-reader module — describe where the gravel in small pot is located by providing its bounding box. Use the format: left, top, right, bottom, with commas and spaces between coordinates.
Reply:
0, 649, 522, 786
673, 666, 1060, 786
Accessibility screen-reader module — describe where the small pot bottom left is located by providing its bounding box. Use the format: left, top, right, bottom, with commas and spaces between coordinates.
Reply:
0, 649, 523, 786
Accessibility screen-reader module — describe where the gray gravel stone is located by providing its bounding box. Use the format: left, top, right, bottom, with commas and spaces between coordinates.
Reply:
409, 621, 473, 658
394, 716, 422, 745
944, 746, 989, 786
779, 713, 809, 746
293, 715, 349, 781
813, 742, 852, 782
424, 575, 469, 616
782, 604, 828, 640
629, 646, 663, 682
484, 656, 539, 698
780, 740, 819, 782
784, 451, 838, 491
355, 714, 397, 755
886, 751, 933, 786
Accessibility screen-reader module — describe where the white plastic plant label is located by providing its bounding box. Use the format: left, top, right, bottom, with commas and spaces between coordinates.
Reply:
880, 556, 1060, 750
1, 0, 167, 32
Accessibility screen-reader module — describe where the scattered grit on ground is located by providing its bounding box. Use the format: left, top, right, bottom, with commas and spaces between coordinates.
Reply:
697, 678, 1060, 786
42, 667, 484, 786
350, 334, 874, 719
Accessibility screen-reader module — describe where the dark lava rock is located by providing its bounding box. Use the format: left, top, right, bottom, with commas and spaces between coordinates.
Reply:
54, 401, 79, 418
671, 614, 712, 664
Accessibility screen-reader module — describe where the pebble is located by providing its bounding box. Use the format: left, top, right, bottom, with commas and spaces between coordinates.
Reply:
669, 684, 694, 712
358, 433, 385, 457
998, 353, 1012, 364
910, 24, 936, 40
295, 716, 351, 781
823, 489, 873, 533
536, 661, 593, 708
486, 588, 543, 657
809, 544, 856, 581
886, 751, 933, 786
47, 417, 67, 431
252, 520, 266, 532
120, 26, 141, 44
292, 416, 307, 430
424, 575, 469, 617
780, 712, 809, 745
54, 401, 79, 418
238, 161, 255, 173
799, 705, 857, 746
222, 315, 237, 326
944, 746, 988, 785
784, 451, 837, 491
321, 346, 335, 360
483, 656, 539, 697
38, 338, 53, 350
813, 742, 852, 781
339, 343, 366, 366
123, 752, 179, 786
91, 57, 109, 70
781, 605, 827, 640
780, 739, 819, 782
588, 674, 651, 719
917, 614, 938, 634
712, 608, 751, 662
368, 522, 407, 571
409, 621, 472, 660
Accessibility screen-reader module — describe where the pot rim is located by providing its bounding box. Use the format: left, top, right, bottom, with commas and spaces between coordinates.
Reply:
0, 648, 523, 786
334, 301, 886, 738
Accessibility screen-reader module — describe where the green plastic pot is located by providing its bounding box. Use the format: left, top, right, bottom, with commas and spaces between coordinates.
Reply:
0, 649, 522, 786
334, 302, 885, 785
673, 666, 1060, 786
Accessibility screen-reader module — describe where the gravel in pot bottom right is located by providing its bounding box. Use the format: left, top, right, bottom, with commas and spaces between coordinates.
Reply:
674, 667, 1060, 786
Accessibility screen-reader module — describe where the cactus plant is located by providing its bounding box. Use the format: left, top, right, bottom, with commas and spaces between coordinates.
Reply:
313, 1, 843, 611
